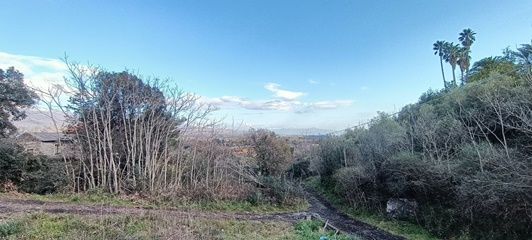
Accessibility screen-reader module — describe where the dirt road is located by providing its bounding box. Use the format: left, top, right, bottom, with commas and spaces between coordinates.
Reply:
304, 188, 405, 240
0, 191, 404, 240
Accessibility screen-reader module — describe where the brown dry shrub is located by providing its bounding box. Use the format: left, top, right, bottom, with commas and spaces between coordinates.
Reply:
0, 180, 17, 193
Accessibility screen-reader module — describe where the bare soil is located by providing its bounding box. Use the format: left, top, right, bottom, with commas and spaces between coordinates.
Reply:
0, 190, 403, 240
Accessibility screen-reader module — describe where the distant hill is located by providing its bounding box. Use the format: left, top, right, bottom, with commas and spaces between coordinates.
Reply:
12, 108, 65, 133
269, 127, 332, 136
13, 110, 334, 137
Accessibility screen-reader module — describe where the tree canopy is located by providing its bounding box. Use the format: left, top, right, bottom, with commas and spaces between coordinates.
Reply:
0, 67, 38, 136
249, 129, 293, 176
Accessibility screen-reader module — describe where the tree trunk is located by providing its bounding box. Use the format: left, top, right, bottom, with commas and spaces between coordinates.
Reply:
439, 56, 446, 88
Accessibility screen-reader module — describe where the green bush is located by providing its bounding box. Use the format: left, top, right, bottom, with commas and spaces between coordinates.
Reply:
286, 160, 311, 180
417, 204, 467, 238
249, 129, 293, 176
0, 139, 24, 184
382, 152, 456, 205
0, 138, 67, 194
18, 155, 68, 194
317, 137, 349, 188
260, 176, 304, 205
245, 190, 265, 206
333, 166, 379, 210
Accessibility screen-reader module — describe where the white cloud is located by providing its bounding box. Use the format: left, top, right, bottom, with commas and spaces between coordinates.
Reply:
307, 100, 354, 109
202, 95, 353, 112
245, 100, 292, 111
0, 52, 68, 91
264, 83, 305, 100
202, 83, 307, 110
0, 52, 103, 106
219, 96, 246, 104
309, 79, 318, 84
201, 96, 293, 111
200, 82, 352, 112
294, 100, 354, 114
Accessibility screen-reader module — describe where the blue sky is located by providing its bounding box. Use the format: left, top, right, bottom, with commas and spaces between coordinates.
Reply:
1, 0, 531, 131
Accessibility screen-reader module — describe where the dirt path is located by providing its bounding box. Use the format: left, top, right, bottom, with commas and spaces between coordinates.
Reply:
0, 198, 306, 222
0, 191, 404, 240
304, 187, 405, 240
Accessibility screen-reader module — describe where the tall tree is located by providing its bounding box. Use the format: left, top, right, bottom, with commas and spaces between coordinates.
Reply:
0, 67, 38, 136
433, 40, 448, 88
513, 40, 532, 76
444, 42, 460, 87
458, 28, 476, 83
249, 129, 293, 176
457, 47, 470, 85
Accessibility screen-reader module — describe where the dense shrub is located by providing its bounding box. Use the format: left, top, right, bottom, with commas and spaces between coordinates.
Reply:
18, 156, 68, 194
316, 137, 346, 188
455, 146, 532, 239
382, 152, 456, 205
249, 129, 293, 176
333, 166, 380, 210
417, 205, 466, 238
0, 139, 24, 184
259, 176, 304, 205
245, 190, 265, 205
0, 139, 67, 194
286, 159, 311, 180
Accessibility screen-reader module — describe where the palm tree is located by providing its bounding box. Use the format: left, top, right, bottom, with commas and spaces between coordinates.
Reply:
458, 29, 476, 83
459, 28, 476, 49
433, 40, 448, 88
457, 47, 470, 85
469, 56, 518, 82
514, 41, 532, 75
444, 42, 460, 87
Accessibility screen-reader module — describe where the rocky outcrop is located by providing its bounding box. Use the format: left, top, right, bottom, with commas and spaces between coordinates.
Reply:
386, 198, 418, 220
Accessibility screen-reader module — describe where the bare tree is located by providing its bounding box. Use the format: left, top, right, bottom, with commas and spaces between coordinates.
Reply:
58, 59, 220, 194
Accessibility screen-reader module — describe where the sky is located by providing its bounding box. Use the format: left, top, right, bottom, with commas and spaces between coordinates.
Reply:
1, 0, 531, 132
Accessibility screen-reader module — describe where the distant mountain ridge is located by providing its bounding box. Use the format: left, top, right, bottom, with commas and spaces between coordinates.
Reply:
269, 127, 332, 136
13, 110, 334, 137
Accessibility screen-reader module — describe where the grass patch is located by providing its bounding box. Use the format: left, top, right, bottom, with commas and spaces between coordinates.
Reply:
0, 220, 21, 237
3, 212, 363, 240
293, 219, 360, 240
2, 212, 304, 240
306, 176, 439, 240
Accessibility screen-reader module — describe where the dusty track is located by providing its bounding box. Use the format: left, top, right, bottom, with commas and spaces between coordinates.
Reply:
0, 198, 306, 222
304, 188, 404, 240
0, 191, 403, 240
